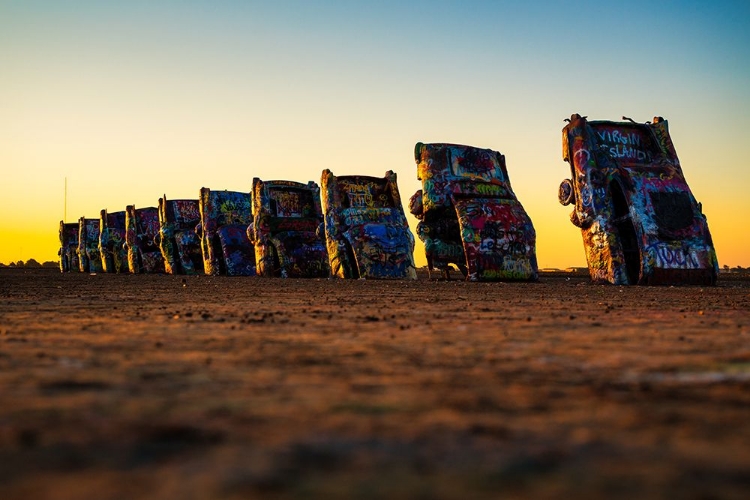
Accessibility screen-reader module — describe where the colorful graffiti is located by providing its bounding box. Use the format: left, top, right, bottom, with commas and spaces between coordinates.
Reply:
559, 114, 718, 285
158, 196, 203, 275
99, 209, 128, 273
198, 188, 255, 276
321, 170, 417, 279
125, 206, 165, 274
251, 179, 330, 278
77, 217, 103, 273
411, 142, 538, 281
58, 221, 80, 272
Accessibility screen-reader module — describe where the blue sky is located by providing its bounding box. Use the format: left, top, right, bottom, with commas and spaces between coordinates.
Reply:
1, 1, 748, 266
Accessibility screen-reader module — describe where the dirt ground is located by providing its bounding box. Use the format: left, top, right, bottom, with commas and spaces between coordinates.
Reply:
0, 268, 748, 499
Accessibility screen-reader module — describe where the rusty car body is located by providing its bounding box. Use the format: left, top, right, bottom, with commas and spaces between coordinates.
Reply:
125, 205, 165, 274
58, 221, 80, 272
250, 179, 329, 278
77, 217, 103, 273
198, 188, 256, 276
559, 114, 718, 285
99, 209, 129, 273
411, 142, 538, 281
158, 196, 203, 275
321, 169, 417, 279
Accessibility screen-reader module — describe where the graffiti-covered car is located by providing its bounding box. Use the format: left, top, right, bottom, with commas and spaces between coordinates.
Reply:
411, 142, 538, 281
158, 196, 203, 275
77, 217, 103, 273
125, 205, 165, 274
321, 169, 417, 279
198, 188, 256, 276
99, 209, 128, 273
559, 113, 718, 285
58, 221, 80, 272
250, 179, 329, 278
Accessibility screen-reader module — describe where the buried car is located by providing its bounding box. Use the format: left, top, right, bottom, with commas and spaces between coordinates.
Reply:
125, 205, 165, 274
99, 209, 129, 273
559, 113, 718, 285
158, 196, 203, 275
77, 217, 103, 273
321, 169, 417, 279
58, 221, 80, 272
250, 178, 329, 278
411, 142, 538, 281
198, 188, 255, 276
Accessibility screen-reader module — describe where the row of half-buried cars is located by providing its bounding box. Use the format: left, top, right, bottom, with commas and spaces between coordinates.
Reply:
59, 115, 720, 285
60, 171, 421, 280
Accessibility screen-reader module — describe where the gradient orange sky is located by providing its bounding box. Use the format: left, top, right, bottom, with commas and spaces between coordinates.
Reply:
2, 1, 748, 268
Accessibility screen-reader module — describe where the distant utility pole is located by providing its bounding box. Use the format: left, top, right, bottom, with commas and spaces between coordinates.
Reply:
64, 177, 67, 221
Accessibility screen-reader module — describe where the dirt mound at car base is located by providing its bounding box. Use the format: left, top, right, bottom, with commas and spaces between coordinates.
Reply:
1, 269, 749, 499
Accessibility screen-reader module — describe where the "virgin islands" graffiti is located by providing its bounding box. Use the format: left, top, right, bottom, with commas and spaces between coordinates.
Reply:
596, 128, 653, 163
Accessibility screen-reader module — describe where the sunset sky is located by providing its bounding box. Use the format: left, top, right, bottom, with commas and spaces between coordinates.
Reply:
2, 1, 748, 268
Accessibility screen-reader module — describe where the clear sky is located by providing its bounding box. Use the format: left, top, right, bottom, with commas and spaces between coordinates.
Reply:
1, 1, 748, 268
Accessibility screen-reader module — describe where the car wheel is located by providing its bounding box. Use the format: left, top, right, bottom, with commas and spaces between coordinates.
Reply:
558, 179, 575, 206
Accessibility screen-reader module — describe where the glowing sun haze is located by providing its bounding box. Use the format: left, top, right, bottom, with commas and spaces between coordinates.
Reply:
1, 1, 748, 268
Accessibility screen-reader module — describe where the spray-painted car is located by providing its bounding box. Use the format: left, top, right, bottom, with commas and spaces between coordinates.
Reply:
198, 188, 256, 276
559, 113, 718, 285
321, 169, 417, 279
99, 209, 129, 273
125, 205, 165, 274
77, 217, 103, 273
250, 178, 329, 278
58, 221, 80, 272
158, 196, 203, 275
411, 142, 538, 281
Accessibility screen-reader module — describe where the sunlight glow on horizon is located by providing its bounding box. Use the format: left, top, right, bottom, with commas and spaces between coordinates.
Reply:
1, 1, 748, 268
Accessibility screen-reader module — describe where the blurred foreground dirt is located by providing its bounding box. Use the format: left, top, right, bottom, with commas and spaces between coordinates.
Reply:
0, 268, 749, 499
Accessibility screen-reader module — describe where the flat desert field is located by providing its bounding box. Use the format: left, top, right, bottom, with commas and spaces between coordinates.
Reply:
1, 268, 749, 499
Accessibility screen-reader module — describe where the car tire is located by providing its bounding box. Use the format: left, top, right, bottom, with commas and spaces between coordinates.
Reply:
558, 179, 575, 206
